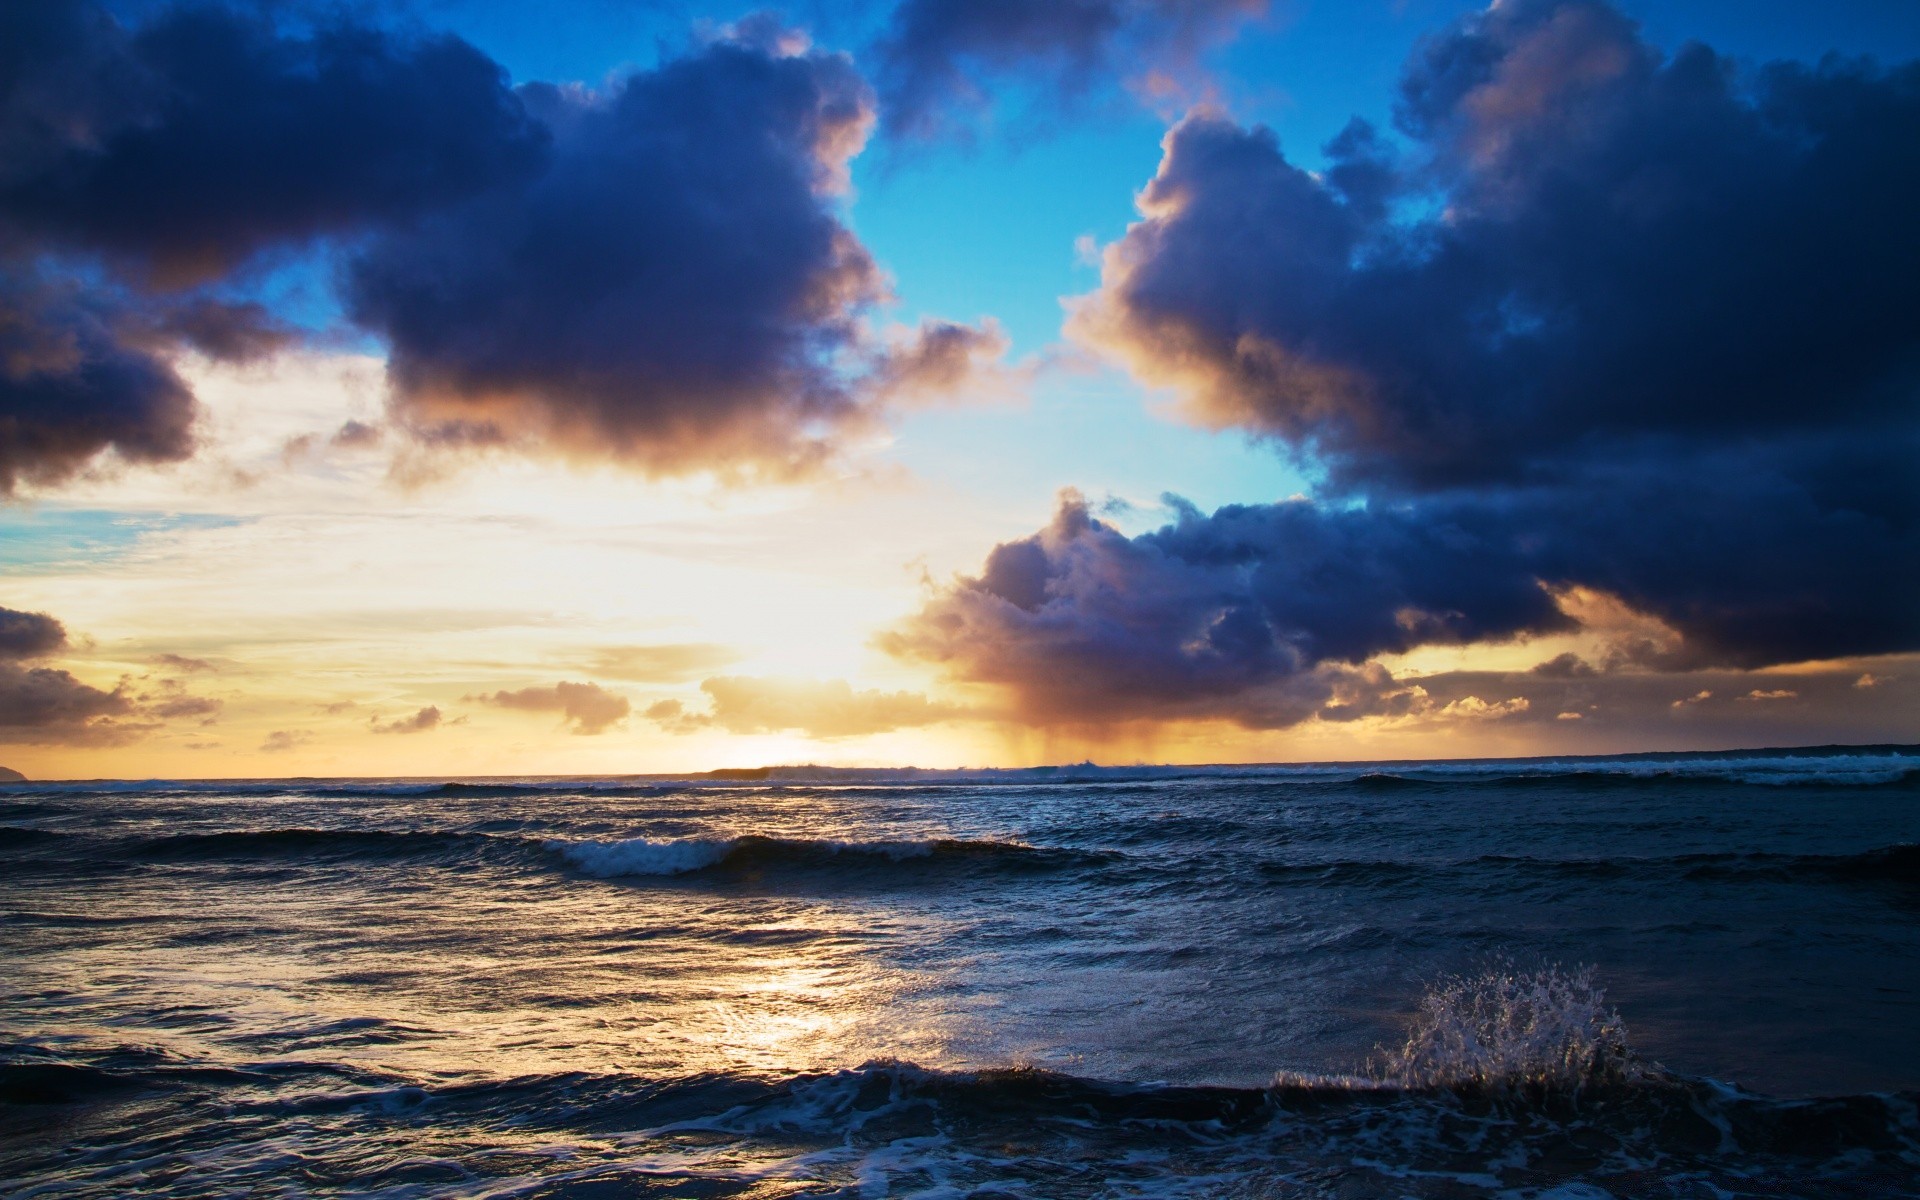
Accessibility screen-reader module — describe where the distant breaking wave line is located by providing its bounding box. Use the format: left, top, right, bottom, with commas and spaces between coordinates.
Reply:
547, 834, 1111, 878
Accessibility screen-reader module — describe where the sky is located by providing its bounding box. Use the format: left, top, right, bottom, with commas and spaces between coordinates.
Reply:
0, 0, 1915, 779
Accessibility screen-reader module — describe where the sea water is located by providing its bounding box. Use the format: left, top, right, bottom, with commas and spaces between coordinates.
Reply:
3, 746, 1918, 1196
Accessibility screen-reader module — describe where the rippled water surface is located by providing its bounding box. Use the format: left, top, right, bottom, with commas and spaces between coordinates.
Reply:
4, 747, 1918, 1196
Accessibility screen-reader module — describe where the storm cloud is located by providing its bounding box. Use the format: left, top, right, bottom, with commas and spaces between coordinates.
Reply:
873, 0, 1266, 142
907, 0, 1920, 727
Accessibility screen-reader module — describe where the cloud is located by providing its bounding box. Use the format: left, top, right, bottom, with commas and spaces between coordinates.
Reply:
370, 705, 442, 734
149, 652, 215, 673
872, 0, 1267, 142
0, 608, 229, 742
867, 318, 1026, 406
0, 273, 199, 491
0, 0, 545, 490
349, 29, 1002, 479
881, 489, 1567, 727
883, 474, 1920, 728
0, 606, 66, 660
0, 662, 143, 744
1072, 0, 1920, 495
474, 681, 629, 734
2, 5, 1010, 489
0, 0, 547, 287
583, 643, 741, 684
647, 675, 965, 738
260, 729, 310, 752
958, 0, 1920, 724
149, 694, 220, 720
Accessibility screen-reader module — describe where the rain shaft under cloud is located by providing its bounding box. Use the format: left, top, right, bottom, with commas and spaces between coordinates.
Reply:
893, 0, 1920, 729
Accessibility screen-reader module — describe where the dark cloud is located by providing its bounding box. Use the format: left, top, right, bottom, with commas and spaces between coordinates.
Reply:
0, 0, 544, 490
0, 610, 229, 741
149, 299, 293, 364
0, 662, 142, 745
0, 606, 66, 660
964, 0, 1920, 725
474, 681, 628, 735
648, 676, 964, 738
882, 490, 1567, 727
873, 0, 1266, 142
0, 273, 198, 491
0, 0, 547, 287
889, 468, 1920, 725
1073, 0, 1920, 494
3, 6, 1007, 488
370, 705, 441, 734
349, 30, 970, 477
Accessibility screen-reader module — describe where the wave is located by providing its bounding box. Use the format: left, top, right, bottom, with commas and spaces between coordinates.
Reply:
549, 834, 1111, 879
13, 1049, 1914, 1198
38, 826, 1111, 887
1256, 844, 1920, 889
131, 827, 508, 862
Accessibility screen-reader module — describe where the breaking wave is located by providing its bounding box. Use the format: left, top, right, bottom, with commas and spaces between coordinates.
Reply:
548, 834, 1110, 878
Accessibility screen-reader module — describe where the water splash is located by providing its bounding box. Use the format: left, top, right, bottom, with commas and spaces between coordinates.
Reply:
1370, 964, 1636, 1094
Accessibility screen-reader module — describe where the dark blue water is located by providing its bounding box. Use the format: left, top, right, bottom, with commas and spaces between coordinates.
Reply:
3, 747, 1918, 1196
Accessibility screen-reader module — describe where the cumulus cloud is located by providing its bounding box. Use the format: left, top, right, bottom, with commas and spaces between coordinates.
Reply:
0, 608, 226, 743
873, 0, 1267, 142
260, 729, 310, 752
6, 4, 1006, 489
0, 0, 544, 489
1072, 0, 1920, 494
474, 681, 629, 734
0, 606, 66, 660
881, 489, 1567, 727
0, 274, 198, 491
647, 675, 965, 738
0, 662, 142, 745
927, 0, 1920, 727
370, 705, 442, 734
0, 0, 546, 286
347, 29, 1009, 479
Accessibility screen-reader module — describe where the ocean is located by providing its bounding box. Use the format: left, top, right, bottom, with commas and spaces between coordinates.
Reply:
3, 746, 1918, 1197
